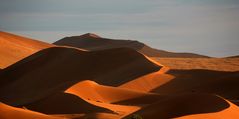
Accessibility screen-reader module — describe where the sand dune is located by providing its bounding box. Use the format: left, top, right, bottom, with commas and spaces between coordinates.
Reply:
25, 92, 112, 114
177, 100, 239, 119
0, 103, 62, 119
0, 47, 160, 106
66, 80, 162, 104
65, 80, 167, 118
54, 33, 208, 58
119, 70, 175, 92
66, 80, 166, 105
226, 55, 239, 58
0, 31, 53, 68
125, 94, 239, 119
1, 32, 239, 119
151, 69, 239, 104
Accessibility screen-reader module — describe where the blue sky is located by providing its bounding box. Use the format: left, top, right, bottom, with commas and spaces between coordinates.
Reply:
0, 0, 239, 57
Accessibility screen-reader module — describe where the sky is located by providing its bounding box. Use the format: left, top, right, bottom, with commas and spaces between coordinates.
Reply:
0, 0, 239, 57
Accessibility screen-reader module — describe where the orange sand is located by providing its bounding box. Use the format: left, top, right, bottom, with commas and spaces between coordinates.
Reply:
0, 32, 239, 119
0, 31, 52, 68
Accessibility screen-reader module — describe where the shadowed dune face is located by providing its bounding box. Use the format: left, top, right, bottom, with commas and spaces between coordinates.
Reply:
125, 94, 230, 119
80, 113, 120, 119
25, 92, 112, 114
0, 47, 161, 106
151, 69, 239, 102
54, 33, 145, 51
0, 31, 53, 68
176, 101, 239, 119
0, 103, 62, 119
54, 33, 209, 58
64, 80, 164, 117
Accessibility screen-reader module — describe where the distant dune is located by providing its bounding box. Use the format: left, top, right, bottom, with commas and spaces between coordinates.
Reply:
54, 33, 209, 58
226, 55, 239, 58
0, 31, 53, 68
155, 58, 239, 71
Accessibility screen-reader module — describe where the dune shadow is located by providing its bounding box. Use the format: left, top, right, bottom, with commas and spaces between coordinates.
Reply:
125, 93, 230, 119
24, 92, 112, 114
113, 94, 164, 106
151, 69, 239, 102
0, 47, 160, 106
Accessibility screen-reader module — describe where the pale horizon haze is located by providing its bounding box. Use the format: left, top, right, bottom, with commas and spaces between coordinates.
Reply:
1, 0, 239, 57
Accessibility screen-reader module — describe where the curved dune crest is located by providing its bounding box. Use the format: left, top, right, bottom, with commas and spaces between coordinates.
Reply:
0, 31, 53, 68
176, 100, 239, 119
0, 47, 161, 106
66, 80, 163, 105
125, 94, 236, 119
65, 80, 167, 118
152, 69, 239, 101
0, 103, 62, 119
25, 92, 112, 114
119, 70, 174, 92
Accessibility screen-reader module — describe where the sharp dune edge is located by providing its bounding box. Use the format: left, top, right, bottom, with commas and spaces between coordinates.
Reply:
0, 31, 53, 68
0, 31, 239, 119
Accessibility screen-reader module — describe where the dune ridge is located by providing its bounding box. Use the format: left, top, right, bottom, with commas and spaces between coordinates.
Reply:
176, 100, 239, 119
125, 94, 239, 119
0, 46, 161, 106
54, 33, 209, 58
66, 80, 165, 111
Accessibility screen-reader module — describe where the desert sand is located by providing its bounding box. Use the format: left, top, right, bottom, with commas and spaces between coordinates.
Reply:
0, 31, 239, 119
155, 58, 239, 71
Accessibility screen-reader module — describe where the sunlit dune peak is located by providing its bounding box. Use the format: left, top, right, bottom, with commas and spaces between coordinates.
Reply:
81, 33, 101, 38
